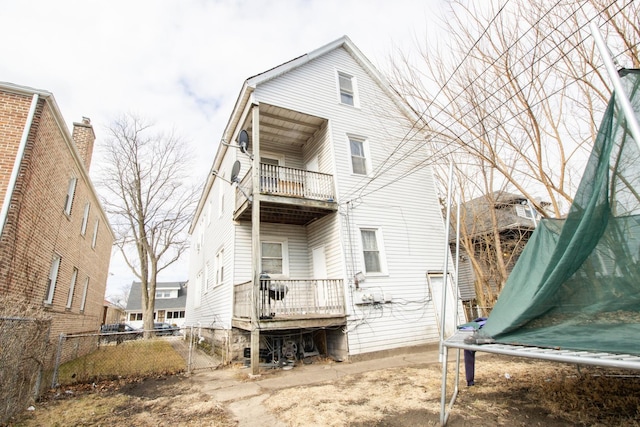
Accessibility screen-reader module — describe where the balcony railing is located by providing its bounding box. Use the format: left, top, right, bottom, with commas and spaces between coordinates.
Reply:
236, 164, 335, 207
233, 279, 345, 320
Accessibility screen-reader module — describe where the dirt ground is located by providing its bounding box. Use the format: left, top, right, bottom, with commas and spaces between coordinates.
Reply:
9, 354, 640, 427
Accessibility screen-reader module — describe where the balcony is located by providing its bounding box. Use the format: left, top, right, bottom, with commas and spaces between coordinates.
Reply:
232, 279, 346, 330
234, 164, 338, 225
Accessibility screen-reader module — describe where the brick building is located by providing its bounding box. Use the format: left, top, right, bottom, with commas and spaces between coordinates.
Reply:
0, 82, 114, 339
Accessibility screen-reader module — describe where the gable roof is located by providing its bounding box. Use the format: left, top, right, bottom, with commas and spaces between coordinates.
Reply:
190, 36, 417, 233
125, 281, 188, 311
0, 81, 115, 240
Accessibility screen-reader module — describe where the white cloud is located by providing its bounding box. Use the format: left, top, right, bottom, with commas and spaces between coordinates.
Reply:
0, 0, 447, 293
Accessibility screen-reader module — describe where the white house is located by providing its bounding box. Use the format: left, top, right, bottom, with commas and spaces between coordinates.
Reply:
125, 281, 188, 329
185, 36, 460, 365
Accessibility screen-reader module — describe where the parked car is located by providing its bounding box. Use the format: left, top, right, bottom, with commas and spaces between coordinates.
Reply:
99, 323, 142, 343
153, 322, 180, 336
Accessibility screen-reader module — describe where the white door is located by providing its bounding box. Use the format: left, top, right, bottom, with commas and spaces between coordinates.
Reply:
312, 246, 328, 311
312, 246, 327, 278
305, 156, 320, 198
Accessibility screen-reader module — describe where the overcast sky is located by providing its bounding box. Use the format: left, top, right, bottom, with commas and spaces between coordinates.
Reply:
0, 0, 449, 296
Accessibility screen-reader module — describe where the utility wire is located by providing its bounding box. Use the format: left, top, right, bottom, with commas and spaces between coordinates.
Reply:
344, 0, 634, 202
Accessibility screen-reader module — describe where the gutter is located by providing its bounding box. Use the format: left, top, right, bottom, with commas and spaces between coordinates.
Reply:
0, 93, 39, 238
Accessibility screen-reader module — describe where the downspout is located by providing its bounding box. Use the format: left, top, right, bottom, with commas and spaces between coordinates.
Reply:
0, 93, 39, 238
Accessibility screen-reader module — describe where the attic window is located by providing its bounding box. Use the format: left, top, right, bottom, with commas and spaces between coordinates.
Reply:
338, 71, 357, 106
516, 204, 536, 219
155, 290, 172, 299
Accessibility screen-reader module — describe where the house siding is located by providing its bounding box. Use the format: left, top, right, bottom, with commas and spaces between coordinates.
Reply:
188, 38, 460, 360
254, 47, 450, 355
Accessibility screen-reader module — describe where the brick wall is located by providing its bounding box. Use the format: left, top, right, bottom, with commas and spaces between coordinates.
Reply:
0, 87, 113, 361
72, 117, 95, 173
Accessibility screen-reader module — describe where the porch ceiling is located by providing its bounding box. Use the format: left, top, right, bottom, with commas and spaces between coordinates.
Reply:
247, 104, 325, 148
235, 196, 337, 225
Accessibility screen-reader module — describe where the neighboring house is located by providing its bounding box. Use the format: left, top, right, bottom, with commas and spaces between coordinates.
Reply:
186, 36, 461, 364
451, 191, 548, 318
125, 281, 187, 328
0, 82, 114, 347
102, 300, 125, 324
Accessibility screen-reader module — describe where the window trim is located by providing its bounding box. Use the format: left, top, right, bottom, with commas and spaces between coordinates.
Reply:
260, 237, 289, 278
337, 71, 359, 107
66, 267, 78, 309
91, 219, 99, 248
359, 227, 388, 276
80, 202, 90, 235
44, 253, 62, 304
348, 136, 370, 176
64, 177, 77, 215
215, 248, 225, 287
80, 276, 90, 312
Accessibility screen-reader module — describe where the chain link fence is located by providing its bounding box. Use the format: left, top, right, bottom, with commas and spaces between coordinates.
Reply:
0, 316, 51, 424
51, 326, 221, 387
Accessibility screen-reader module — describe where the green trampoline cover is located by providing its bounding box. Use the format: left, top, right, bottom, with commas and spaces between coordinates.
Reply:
482, 69, 640, 355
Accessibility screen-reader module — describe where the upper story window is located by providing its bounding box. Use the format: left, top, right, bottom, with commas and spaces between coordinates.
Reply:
261, 239, 289, 277
360, 228, 387, 274
338, 71, 358, 107
64, 177, 77, 215
44, 254, 61, 304
91, 219, 99, 248
515, 204, 536, 219
215, 249, 225, 286
81, 202, 90, 235
349, 137, 368, 175
155, 290, 172, 299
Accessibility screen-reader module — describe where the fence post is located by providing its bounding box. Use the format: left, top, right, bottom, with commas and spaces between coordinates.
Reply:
51, 333, 65, 389
187, 326, 193, 374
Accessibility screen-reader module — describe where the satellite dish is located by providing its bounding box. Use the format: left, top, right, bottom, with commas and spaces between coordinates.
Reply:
238, 130, 249, 154
231, 160, 241, 183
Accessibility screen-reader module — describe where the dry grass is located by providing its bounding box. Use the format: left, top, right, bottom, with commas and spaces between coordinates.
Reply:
11, 353, 640, 426
57, 339, 185, 385
264, 354, 640, 426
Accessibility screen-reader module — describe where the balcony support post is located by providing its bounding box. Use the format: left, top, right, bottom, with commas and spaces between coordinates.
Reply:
250, 103, 262, 376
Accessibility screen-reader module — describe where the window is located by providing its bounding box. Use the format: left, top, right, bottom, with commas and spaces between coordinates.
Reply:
44, 254, 61, 304
219, 192, 225, 218
66, 267, 78, 309
166, 311, 185, 319
155, 290, 172, 299
207, 199, 212, 225
349, 137, 368, 175
80, 277, 89, 312
80, 202, 90, 235
91, 219, 99, 248
360, 228, 386, 274
338, 71, 357, 106
205, 261, 211, 292
194, 271, 203, 308
129, 313, 143, 321
261, 239, 289, 276
64, 177, 77, 215
215, 249, 224, 286
515, 204, 536, 219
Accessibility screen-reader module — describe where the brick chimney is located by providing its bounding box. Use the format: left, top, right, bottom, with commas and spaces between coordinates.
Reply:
72, 116, 95, 172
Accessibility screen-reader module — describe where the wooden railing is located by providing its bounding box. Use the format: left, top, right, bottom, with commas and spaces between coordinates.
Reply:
235, 164, 335, 207
233, 279, 345, 320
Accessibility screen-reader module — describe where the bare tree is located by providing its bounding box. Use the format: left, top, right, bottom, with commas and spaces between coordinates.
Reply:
388, 0, 639, 309
98, 114, 198, 336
